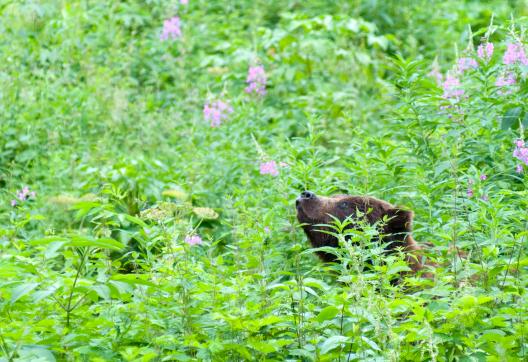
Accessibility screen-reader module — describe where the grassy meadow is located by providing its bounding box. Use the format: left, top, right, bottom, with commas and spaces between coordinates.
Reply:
1, 0, 528, 360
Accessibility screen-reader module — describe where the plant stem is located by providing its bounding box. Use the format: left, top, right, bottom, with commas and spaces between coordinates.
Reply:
66, 248, 88, 328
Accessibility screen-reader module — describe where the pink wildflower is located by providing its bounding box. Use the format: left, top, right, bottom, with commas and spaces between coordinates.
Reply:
184, 235, 202, 246
203, 99, 233, 127
467, 188, 474, 198
513, 139, 528, 166
503, 43, 528, 65
245, 65, 267, 96
264, 226, 270, 234
480, 195, 489, 202
516, 164, 524, 173
13, 186, 35, 205
480, 174, 487, 181
259, 161, 279, 176
160, 16, 182, 41
495, 73, 516, 87
442, 75, 464, 99
477, 42, 494, 61
457, 57, 478, 72
180, 0, 188, 4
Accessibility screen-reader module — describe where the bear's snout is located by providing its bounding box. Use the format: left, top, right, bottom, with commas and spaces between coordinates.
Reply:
296, 191, 317, 209
300, 191, 316, 199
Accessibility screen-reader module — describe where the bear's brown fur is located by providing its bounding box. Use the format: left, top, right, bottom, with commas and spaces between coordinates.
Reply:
295, 191, 433, 278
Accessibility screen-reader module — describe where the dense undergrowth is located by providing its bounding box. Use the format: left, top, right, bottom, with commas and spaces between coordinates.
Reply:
1, 0, 528, 361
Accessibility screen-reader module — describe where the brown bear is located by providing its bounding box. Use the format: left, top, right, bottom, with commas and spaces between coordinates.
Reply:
295, 191, 432, 277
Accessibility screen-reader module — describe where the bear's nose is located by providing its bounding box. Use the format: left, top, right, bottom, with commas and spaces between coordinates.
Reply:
300, 191, 315, 199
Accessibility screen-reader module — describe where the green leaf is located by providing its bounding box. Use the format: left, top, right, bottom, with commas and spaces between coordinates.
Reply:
18, 345, 56, 362
110, 274, 157, 287
67, 236, 125, 250
523, 112, 528, 128
434, 161, 452, 177
30, 236, 69, 245
458, 295, 477, 308
248, 340, 277, 354
317, 306, 340, 322
386, 263, 411, 276
123, 214, 148, 228
319, 335, 349, 354
303, 277, 330, 291
11, 282, 40, 303
30, 236, 124, 251
222, 344, 252, 359
361, 336, 381, 351
91, 284, 111, 300
501, 107, 522, 130
33, 289, 59, 303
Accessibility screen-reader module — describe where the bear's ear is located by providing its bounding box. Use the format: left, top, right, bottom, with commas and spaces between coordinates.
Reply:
383, 208, 413, 234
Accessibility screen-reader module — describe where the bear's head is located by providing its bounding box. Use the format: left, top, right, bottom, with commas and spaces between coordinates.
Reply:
295, 191, 414, 262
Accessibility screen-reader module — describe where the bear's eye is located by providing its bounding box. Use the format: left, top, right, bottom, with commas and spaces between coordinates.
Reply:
338, 201, 349, 210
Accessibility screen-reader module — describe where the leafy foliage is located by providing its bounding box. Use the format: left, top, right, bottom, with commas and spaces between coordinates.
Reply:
1, 0, 528, 361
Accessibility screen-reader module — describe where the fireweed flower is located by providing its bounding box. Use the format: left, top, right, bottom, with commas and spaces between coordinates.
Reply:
503, 43, 528, 65
477, 42, 494, 61
203, 99, 233, 127
259, 161, 279, 176
11, 186, 36, 207
160, 16, 182, 41
457, 57, 478, 72
495, 73, 516, 87
442, 74, 464, 99
480, 174, 487, 181
513, 139, 528, 166
184, 235, 203, 246
245, 65, 267, 96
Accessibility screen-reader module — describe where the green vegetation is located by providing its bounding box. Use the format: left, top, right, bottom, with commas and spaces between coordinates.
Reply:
1, 0, 528, 360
